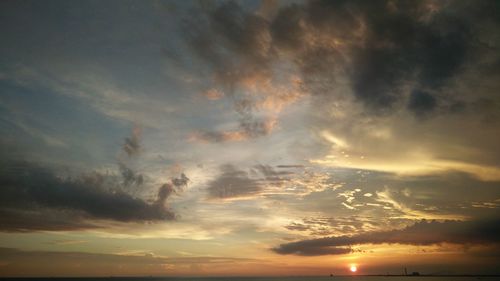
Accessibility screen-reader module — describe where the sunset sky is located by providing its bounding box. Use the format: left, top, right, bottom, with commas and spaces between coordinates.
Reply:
1, 0, 500, 277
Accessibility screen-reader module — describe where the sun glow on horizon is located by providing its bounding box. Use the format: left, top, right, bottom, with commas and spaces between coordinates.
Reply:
350, 264, 357, 273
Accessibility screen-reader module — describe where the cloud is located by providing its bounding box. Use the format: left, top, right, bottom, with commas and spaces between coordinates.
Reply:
0, 125, 193, 232
274, 245, 352, 256
118, 126, 146, 186
118, 162, 144, 186
0, 208, 100, 232
172, 0, 500, 182
190, 130, 248, 143
207, 164, 261, 199
155, 183, 175, 208
48, 239, 87, 245
0, 247, 260, 277
374, 188, 468, 220
191, 117, 278, 143
171, 172, 190, 189
239, 117, 278, 138
181, 2, 303, 142
276, 165, 305, 169
203, 88, 224, 100
253, 164, 294, 183
122, 125, 141, 157
408, 90, 437, 116
284, 216, 383, 237
200, 163, 334, 202
269, 0, 476, 114
0, 160, 176, 231
178, 0, 499, 120
273, 219, 500, 256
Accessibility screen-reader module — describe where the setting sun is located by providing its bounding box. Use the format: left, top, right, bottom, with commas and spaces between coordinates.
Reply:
350, 265, 357, 273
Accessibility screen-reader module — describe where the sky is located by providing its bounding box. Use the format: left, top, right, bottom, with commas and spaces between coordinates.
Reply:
1, 0, 500, 277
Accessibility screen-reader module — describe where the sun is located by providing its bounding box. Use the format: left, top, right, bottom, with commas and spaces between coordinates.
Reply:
350, 264, 357, 273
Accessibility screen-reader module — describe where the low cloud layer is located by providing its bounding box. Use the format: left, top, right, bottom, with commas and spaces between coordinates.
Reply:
0, 247, 259, 277
0, 160, 176, 231
122, 125, 141, 157
207, 164, 261, 199
273, 219, 500, 256
206, 164, 300, 199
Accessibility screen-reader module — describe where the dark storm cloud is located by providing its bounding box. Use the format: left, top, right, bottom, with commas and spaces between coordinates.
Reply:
207, 164, 261, 199
0, 160, 175, 231
273, 219, 500, 256
178, 0, 500, 119
407, 90, 437, 116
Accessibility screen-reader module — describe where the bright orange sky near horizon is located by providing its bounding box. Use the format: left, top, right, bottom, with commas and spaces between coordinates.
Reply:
0, 0, 500, 277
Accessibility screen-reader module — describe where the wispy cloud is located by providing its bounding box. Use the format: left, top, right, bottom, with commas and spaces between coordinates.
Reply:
190, 117, 278, 143
122, 125, 142, 157
206, 164, 261, 199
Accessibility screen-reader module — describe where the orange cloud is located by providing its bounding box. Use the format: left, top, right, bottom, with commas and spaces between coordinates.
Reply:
203, 88, 224, 100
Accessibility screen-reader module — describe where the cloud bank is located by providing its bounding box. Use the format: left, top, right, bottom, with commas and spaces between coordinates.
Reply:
0, 160, 176, 231
0, 128, 191, 231
273, 219, 500, 256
